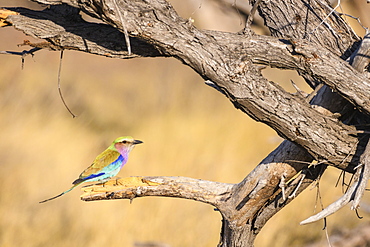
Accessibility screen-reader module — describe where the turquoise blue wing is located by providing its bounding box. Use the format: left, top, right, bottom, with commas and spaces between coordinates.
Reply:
73, 149, 121, 184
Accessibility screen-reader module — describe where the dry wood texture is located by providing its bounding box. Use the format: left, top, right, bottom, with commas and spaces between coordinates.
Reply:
1, 0, 370, 246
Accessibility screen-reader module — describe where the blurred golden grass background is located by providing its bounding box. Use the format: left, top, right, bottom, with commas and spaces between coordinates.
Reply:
0, 0, 370, 246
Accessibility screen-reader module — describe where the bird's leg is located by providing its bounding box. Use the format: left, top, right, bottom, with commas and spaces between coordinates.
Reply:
114, 177, 122, 186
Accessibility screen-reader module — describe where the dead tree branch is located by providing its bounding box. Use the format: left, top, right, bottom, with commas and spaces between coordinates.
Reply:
2, 0, 370, 245
82, 176, 234, 206
2, 4, 369, 172
301, 30, 370, 225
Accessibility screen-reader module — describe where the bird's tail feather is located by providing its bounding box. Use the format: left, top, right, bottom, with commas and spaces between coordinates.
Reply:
39, 183, 80, 203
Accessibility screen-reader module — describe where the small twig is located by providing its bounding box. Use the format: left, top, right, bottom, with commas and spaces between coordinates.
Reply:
300, 136, 366, 225
288, 172, 306, 199
334, 170, 343, 188
351, 140, 370, 210
189, 0, 202, 17
300, 175, 356, 225
313, 170, 324, 215
308, 0, 341, 35
355, 208, 363, 219
0, 47, 42, 69
285, 160, 325, 199
57, 50, 77, 118
113, 0, 131, 55
244, 0, 262, 32
347, 130, 370, 135
324, 222, 333, 247
0, 48, 41, 56
336, 12, 368, 36
285, 159, 330, 167
299, 147, 370, 225
279, 174, 287, 200
290, 79, 309, 98
344, 172, 354, 193
306, 83, 324, 103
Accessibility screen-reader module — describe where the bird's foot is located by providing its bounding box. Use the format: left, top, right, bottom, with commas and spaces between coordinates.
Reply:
114, 177, 122, 186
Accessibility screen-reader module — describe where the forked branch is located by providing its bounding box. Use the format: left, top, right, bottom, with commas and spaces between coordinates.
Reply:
300, 32, 370, 225
3, 3, 370, 173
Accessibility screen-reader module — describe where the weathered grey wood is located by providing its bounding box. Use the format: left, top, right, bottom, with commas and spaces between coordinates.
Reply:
351, 32, 370, 73
2, 0, 370, 246
81, 176, 234, 205
299, 139, 370, 225
256, 0, 359, 58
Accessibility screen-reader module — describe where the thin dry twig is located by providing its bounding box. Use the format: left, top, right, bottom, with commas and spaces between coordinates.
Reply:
300, 139, 370, 224
290, 79, 309, 98
244, 0, 262, 31
112, 0, 131, 55
300, 167, 359, 225
351, 140, 370, 210
279, 174, 287, 200
308, 0, 341, 36
57, 50, 77, 118
288, 172, 306, 199
0, 47, 41, 69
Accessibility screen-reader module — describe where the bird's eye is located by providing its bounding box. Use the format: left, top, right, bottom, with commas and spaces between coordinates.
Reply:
121, 140, 127, 144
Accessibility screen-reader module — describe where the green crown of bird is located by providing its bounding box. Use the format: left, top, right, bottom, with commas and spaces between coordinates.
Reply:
40, 136, 143, 203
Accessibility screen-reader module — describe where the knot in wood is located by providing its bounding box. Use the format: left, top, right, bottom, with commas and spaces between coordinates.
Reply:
233, 61, 249, 75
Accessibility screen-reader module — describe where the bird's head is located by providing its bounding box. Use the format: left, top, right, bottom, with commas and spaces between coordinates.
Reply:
109, 136, 143, 155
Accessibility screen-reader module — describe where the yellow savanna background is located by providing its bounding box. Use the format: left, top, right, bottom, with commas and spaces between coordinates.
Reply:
1, 0, 370, 246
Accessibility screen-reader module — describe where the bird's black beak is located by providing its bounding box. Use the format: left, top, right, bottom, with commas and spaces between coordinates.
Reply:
133, 140, 143, 145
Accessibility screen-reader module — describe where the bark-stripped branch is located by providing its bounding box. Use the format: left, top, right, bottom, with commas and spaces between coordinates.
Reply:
82, 176, 234, 206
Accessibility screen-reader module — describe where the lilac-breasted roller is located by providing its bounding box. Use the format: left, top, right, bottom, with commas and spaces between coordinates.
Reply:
39, 136, 143, 203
